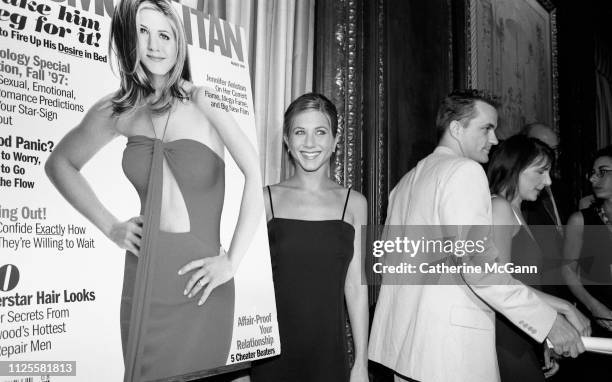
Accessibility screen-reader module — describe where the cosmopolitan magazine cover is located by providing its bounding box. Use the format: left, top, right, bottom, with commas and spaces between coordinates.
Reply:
0, 0, 280, 380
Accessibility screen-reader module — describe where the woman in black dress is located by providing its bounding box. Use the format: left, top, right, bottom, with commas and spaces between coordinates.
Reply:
562, 145, 612, 380
487, 135, 590, 381
564, 145, 612, 332
251, 93, 369, 382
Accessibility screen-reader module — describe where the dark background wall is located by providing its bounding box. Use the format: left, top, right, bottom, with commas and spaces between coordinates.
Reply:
385, 0, 452, 187
555, 0, 608, 206
382, 0, 612, 214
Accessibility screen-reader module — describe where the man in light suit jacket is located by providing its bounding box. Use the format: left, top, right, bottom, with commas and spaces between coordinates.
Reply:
368, 90, 585, 382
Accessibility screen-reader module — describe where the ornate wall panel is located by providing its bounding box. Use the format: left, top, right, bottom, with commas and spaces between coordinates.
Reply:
314, 0, 389, 367
314, 0, 389, 305
314, 0, 364, 190
463, 0, 559, 138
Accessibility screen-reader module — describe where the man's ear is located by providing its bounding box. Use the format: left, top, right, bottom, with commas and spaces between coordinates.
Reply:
449, 120, 463, 140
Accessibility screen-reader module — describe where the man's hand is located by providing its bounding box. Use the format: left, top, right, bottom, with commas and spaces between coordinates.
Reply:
546, 313, 585, 358
589, 299, 612, 332
560, 302, 591, 336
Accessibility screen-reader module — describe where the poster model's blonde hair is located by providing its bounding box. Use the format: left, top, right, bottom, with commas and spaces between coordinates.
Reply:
109, 0, 191, 115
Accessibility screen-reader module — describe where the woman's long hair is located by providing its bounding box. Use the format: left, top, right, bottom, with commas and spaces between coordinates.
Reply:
488, 135, 554, 202
109, 0, 191, 115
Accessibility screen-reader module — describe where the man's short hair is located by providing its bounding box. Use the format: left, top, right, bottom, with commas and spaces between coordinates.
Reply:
435, 89, 500, 137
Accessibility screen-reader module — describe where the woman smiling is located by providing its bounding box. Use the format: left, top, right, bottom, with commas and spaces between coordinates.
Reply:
251, 93, 369, 382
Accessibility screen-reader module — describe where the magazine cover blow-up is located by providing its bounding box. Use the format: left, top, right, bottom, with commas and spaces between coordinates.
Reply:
0, 0, 279, 380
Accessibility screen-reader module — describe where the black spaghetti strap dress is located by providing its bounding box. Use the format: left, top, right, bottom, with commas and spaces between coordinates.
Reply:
565, 206, 612, 381
556, 206, 612, 381
579, 206, 612, 321
251, 187, 354, 382
495, 223, 546, 382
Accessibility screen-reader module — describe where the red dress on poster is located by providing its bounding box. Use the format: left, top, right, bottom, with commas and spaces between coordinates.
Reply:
121, 129, 233, 381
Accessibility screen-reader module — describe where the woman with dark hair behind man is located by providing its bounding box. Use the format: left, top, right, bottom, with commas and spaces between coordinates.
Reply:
487, 135, 590, 381
251, 93, 369, 382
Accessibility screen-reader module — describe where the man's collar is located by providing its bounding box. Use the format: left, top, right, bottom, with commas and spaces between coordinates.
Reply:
434, 145, 459, 156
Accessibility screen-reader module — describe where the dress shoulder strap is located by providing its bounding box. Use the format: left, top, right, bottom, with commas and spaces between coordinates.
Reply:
492, 194, 522, 225
510, 207, 522, 225
341, 188, 351, 221
267, 185, 275, 218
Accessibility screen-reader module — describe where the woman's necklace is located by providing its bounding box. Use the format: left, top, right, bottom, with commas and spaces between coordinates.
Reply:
596, 204, 612, 225
150, 102, 173, 141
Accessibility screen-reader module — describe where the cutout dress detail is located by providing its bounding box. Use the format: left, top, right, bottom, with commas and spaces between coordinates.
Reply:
121, 133, 233, 381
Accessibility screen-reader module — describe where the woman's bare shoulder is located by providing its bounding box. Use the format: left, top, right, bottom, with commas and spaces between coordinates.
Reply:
567, 210, 585, 226
90, 92, 116, 115
80, 92, 121, 134
188, 84, 217, 106
266, 182, 296, 196
491, 197, 517, 225
347, 189, 367, 209
344, 189, 366, 223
